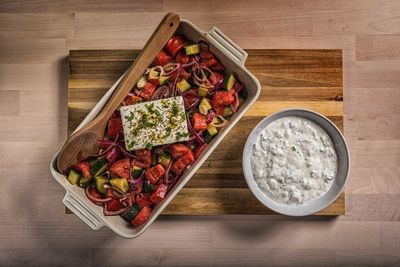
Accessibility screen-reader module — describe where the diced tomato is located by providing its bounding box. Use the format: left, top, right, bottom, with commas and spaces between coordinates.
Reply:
210, 71, 224, 86
131, 206, 152, 226
170, 144, 191, 159
150, 184, 167, 204
215, 106, 224, 116
124, 94, 142, 105
165, 35, 187, 57
129, 191, 136, 205
111, 111, 118, 118
74, 162, 91, 178
175, 51, 190, 65
192, 113, 207, 132
152, 50, 172, 66
212, 90, 235, 108
193, 143, 207, 159
136, 193, 152, 209
145, 164, 166, 184
211, 62, 225, 71
132, 159, 150, 169
148, 79, 160, 87
107, 117, 123, 139
182, 89, 198, 109
135, 149, 152, 165
110, 158, 130, 179
200, 50, 218, 67
171, 150, 194, 175
139, 83, 156, 101
171, 67, 190, 80
107, 198, 125, 211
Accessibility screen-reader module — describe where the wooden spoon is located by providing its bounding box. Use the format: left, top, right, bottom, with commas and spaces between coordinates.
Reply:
57, 12, 180, 173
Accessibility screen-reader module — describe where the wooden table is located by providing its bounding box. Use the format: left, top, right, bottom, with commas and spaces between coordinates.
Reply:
2, 1, 400, 266
68, 49, 345, 215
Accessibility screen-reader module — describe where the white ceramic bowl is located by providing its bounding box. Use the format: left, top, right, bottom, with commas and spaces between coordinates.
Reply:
50, 19, 261, 238
242, 108, 350, 216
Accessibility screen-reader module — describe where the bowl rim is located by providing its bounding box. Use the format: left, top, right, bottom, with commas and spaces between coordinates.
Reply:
242, 108, 350, 216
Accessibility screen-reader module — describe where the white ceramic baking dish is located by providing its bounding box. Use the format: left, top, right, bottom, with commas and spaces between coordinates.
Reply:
50, 19, 261, 238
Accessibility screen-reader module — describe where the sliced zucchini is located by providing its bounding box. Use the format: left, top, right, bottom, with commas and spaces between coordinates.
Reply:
199, 98, 212, 115
148, 69, 160, 80
207, 124, 218, 136
223, 73, 236, 91
121, 204, 140, 223
67, 169, 81, 185
137, 75, 147, 89
198, 86, 208, 97
79, 175, 93, 188
131, 165, 143, 179
158, 153, 171, 168
159, 76, 170, 85
90, 158, 108, 177
95, 175, 109, 194
222, 107, 233, 118
143, 181, 154, 193
185, 44, 200, 55
177, 79, 191, 92
110, 178, 129, 193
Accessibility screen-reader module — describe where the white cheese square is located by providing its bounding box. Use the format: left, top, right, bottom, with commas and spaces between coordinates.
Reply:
120, 96, 190, 151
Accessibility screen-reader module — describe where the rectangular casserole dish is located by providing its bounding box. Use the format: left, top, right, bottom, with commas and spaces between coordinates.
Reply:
50, 19, 261, 238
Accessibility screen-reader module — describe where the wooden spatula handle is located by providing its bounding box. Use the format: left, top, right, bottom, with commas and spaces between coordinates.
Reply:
95, 12, 180, 123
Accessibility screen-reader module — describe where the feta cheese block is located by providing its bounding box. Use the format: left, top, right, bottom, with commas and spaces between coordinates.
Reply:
120, 96, 190, 151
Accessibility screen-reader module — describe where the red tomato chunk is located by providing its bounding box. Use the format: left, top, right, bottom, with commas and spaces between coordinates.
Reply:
150, 184, 168, 204
131, 206, 152, 226
110, 158, 130, 179
107, 117, 123, 140
145, 164, 166, 184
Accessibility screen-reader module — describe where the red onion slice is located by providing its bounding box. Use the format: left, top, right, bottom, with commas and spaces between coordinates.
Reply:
206, 110, 215, 124
85, 185, 112, 205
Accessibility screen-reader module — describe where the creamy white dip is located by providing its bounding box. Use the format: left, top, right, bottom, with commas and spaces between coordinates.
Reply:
251, 116, 337, 205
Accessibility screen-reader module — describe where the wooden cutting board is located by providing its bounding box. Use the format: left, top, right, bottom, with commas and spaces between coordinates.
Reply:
67, 49, 345, 215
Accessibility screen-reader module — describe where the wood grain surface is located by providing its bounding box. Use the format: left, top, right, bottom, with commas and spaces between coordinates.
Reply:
67, 49, 345, 216
1, 1, 400, 266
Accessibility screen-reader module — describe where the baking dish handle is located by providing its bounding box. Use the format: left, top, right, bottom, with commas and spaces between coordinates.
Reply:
63, 192, 104, 230
206, 26, 247, 66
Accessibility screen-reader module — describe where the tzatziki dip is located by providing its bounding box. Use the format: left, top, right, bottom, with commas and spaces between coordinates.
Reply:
251, 116, 337, 205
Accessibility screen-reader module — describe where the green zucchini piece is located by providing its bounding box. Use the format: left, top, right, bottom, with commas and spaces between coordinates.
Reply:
110, 178, 129, 193
199, 98, 212, 115
207, 124, 218, 136
79, 175, 93, 188
95, 175, 109, 194
90, 158, 108, 176
131, 165, 143, 179
158, 153, 171, 168
143, 181, 154, 193
137, 75, 147, 89
67, 169, 81, 185
148, 69, 160, 80
121, 204, 140, 223
159, 76, 170, 85
185, 44, 200, 55
177, 79, 191, 92
223, 73, 236, 91
198, 86, 208, 97
222, 107, 233, 118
